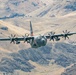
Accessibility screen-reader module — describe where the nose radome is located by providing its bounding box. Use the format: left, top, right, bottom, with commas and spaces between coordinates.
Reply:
41, 38, 46, 44
42, 38, 45, 41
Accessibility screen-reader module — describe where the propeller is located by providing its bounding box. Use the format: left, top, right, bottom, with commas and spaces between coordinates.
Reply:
63, 30, 70, 34
22, 33, 29, 43
9, 34, 16, 44
48, 31, 55, 41
62, 30, 70, 40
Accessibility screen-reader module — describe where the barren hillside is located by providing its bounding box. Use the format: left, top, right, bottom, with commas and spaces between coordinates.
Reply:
0, 0, 76, 75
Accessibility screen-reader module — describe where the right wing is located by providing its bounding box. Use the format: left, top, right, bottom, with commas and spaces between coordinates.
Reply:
0, 36, 34, 43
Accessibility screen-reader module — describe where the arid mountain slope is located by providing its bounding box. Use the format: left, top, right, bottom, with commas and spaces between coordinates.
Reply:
27, 0, 76, 17
61, 64, 76, 75
0, 43, 76, 75
0, 0, 44, 18
0, 0, 76, 75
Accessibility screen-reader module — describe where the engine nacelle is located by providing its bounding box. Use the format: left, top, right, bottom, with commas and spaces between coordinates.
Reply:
55, 37, 60, 41
16, 41, 20, 44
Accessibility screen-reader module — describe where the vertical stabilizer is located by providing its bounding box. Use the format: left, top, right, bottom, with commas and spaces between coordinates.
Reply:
30, 21, 33, 36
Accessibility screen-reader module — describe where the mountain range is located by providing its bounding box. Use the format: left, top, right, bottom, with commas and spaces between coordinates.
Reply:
0, 0, 76, 75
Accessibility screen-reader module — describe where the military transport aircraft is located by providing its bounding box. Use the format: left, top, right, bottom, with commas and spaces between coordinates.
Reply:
0, 21, 76, 48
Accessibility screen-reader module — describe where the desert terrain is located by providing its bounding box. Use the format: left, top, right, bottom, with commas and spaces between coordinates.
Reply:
0, 0, 76, 75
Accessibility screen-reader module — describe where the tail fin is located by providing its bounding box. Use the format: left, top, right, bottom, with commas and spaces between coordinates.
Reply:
30, 21, 33, 36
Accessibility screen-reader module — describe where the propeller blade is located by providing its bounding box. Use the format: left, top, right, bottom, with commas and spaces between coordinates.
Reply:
11, 34, 13, 37
65, 36, 66, 40
48, 31, 55, 41
67, 31, 70, 34
49, 31, 55, 35
53, 38, 54, 41
13, 35, 16, 37
10, 41, 12, 44
9, 34, 16, 44
23, 33, 29, 43
62, 30, 70, 40
13, 41, 15, 44
63, 30, 70, 34
67, 36, 69, 39
65, 30, 67, 32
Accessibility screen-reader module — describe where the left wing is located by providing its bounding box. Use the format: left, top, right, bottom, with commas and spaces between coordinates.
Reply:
45, 31, 76, 41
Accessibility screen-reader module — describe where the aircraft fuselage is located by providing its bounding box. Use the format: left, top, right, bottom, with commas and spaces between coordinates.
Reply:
30, 35, 47, 48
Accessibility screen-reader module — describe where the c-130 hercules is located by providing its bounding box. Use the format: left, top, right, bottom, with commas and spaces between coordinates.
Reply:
0, 21, 76, 48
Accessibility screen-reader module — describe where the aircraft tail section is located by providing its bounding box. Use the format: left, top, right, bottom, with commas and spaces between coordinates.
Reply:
30, 21, 33, 36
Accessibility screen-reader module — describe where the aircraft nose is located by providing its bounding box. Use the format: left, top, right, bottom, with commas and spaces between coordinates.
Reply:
41, 38, 46, 44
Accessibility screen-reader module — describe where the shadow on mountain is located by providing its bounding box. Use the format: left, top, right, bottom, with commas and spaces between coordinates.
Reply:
0, 13, 24, 20
61, 64, 76, 75
0, 43, 76, 73
64, 2, 76, 11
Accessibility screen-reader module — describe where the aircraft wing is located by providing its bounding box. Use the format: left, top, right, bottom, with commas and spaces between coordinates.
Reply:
0, 38, 10, 41
46, 34, 63, 39
0, 36, 34, 43
46, 32, 76, 40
